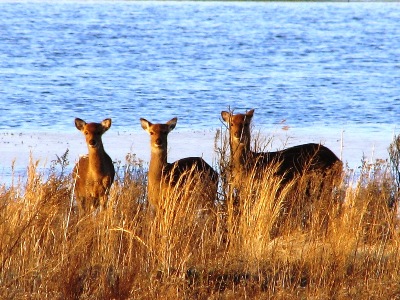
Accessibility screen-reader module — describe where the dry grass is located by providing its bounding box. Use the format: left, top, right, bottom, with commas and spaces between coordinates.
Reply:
1, 134, 400, 299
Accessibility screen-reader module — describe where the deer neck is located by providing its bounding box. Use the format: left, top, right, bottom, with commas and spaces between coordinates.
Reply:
149, 147, 168, 184
230, 138, 251, 171
87, 145, 108, 177
147, 147, 168, 208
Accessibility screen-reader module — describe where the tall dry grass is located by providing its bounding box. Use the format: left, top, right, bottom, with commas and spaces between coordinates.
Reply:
1, 132, 400, 299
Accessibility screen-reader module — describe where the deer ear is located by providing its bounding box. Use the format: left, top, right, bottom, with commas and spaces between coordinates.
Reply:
221, 111, 231, 122
101, 118, 112, 132
140, 118, 152, 133
246, 109, 255, 118
166, 117, 177, 132
75, 118, 86, 131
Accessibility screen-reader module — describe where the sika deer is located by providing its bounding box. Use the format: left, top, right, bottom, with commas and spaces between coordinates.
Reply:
72, 118, 115, 216
221, 109, 342, 194
140, 117, 218, 211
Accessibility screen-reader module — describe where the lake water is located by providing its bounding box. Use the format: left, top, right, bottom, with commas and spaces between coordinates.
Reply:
0, 1, 399, 182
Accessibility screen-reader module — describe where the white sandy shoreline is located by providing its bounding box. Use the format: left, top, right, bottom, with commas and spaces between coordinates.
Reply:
0, 129, 219, 185
0, 127, 395, 186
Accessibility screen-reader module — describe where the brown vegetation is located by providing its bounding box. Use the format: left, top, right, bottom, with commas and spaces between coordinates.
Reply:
0, 130, 399, 299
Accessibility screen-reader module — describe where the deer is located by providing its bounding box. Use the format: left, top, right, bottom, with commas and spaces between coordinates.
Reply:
72, 118, 115, 217
140, 117, 218, 212
221, 109, 343, 197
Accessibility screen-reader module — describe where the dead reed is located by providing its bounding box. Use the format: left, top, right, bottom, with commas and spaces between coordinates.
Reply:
0, 133, 399, 299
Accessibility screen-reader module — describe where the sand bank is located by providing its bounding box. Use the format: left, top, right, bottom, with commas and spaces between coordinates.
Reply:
0, 127, 394, 185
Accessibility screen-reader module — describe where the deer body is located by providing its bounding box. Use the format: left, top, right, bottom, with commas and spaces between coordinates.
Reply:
221, 109, 342, 189
141, 117, 218, 210
72, 118, 115, 216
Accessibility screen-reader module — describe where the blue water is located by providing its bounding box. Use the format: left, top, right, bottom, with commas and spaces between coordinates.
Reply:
0, 1, 399, 134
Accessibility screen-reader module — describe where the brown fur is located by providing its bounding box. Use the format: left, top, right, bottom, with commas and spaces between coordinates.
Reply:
72, 118, 115, 216
140, 117, 218, 211
221, 109, 343, 192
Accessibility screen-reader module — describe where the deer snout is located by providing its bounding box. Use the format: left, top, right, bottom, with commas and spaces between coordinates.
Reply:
233, 131, 243, 140
232, 131, 248, 145
88, 139, 98, 148
155, 138, 163, 146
